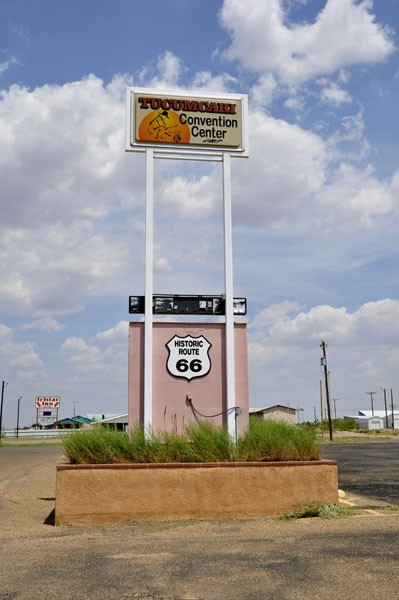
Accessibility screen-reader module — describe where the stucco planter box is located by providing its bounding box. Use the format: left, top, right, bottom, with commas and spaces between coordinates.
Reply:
55, 460, 338, 525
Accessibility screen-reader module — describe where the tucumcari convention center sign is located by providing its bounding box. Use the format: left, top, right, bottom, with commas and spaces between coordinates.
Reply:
126, 89, 248, 155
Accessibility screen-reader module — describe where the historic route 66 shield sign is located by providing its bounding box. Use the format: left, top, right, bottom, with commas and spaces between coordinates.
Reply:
166, 335, 212, 381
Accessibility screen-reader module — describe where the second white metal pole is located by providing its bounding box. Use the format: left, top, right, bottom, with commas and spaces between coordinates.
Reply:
222, 153, 236, 438
144, 148, 154, 435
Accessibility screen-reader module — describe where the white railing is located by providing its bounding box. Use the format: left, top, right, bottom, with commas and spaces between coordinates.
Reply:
2, 429, 64, 439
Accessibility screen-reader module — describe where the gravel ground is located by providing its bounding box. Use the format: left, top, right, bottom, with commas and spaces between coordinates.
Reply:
0, 444, 398, 600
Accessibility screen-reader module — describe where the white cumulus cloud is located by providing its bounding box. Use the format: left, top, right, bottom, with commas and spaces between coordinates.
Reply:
0, 323, 43, 375
19, 316, 65, 333
316, 163, 399, 228
159, 174, 220, 220
61, 337, 101, 371
220, 0, 395, 85
250, 298, 399, 350
96, 320, 129, 344
61, 322, 130, 381
232, 111, 326, 225
157, 111, 326, 227
0, 223, 128, 316
0, 74, 139, 230
320, 81, 352, 105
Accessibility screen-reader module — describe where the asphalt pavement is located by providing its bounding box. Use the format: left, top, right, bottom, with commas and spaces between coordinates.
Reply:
322, 441, 399, 505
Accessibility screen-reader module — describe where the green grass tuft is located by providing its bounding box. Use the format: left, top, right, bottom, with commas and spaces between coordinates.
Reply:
61, 417, 321, 465
280, 500, 354, 520
238, 417, 320, 462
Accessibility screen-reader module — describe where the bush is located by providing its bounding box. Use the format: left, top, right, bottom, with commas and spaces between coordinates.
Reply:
321, 418, 359, 432
297, 421, 318, 432
334, 418, 359, 431
238, 418, 320, 462
61, 426, 134, 464
280, 501, 347, 520
61, 418, 320, 465
182, 420, 235, 462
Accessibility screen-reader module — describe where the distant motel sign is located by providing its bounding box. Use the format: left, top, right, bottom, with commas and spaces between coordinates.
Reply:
35, 396, 60, 409
126, 89, 248, 155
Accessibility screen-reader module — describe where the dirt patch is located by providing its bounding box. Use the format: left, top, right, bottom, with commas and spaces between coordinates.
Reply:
320, 429, 399, 439
1, 437, 63, 445
1, 445, 399, 600
0, 446, 63, 538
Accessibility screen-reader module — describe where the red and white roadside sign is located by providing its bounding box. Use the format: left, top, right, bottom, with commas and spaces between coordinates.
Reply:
35, 396, 60, 409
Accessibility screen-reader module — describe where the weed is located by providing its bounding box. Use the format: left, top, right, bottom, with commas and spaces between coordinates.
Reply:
319, 419, 359, 432
61, 418, 320, 465
238, 417, 320, 462
280, 500, 354, 520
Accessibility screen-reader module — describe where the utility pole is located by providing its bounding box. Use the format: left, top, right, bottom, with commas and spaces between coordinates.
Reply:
0, 381, 9, 442
391, 389, 395, 430
331, 398, 339, 420
72, 400, 77, 417
320, 341, 333, 441
16, 396, 21, 439
381, 388, 388, 429
320, 380, 324, 437
366, 391, 376, 416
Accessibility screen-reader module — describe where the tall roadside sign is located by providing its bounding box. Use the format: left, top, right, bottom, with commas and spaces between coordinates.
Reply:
35, 396, 60, 428
125, 88, 249, 438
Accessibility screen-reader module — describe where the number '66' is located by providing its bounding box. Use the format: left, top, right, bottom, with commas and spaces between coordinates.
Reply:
176, 359, 202, 372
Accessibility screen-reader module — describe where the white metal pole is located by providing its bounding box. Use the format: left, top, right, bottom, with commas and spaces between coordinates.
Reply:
222, 152, 236, 438
144, 148, 154, 435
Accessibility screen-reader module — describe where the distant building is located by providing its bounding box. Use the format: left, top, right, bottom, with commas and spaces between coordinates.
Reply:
86, 414, 121, 422
40, 413, 129, 430
90, 414, 128, 431
249, 405, 296, 425
344, 410, 399, 430
54, 415, 92, 429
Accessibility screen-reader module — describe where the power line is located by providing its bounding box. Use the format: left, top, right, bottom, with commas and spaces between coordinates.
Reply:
333, 392, 365, 400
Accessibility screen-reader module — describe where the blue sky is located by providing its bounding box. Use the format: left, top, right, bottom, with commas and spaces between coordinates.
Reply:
1, 0, 398, 426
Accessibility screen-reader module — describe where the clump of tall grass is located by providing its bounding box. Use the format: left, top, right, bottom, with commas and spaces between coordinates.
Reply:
61, 426, 133, 464
61, 417, 320, 465
238, 417, 320, 462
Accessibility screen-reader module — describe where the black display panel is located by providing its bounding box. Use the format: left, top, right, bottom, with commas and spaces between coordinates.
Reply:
129, 295, 246, 315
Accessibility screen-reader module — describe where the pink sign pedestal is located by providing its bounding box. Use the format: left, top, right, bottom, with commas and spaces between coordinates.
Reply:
128, 322, 249, 434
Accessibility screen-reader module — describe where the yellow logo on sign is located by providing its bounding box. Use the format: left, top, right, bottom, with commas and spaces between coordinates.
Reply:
138, 110, 190, 144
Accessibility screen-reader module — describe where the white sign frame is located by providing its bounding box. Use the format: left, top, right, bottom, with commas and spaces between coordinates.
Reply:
126, 87, 249, 439
125, 87, 249, 159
